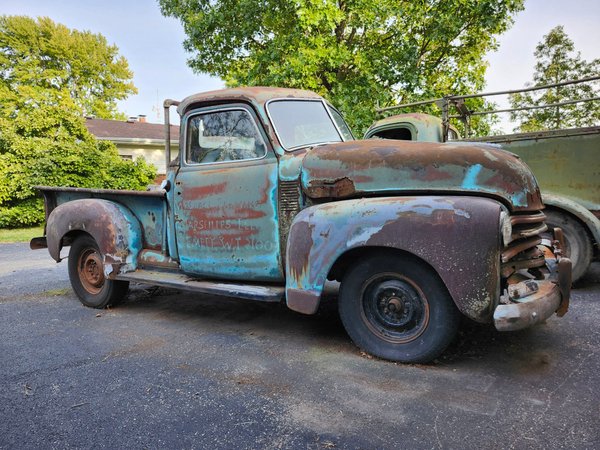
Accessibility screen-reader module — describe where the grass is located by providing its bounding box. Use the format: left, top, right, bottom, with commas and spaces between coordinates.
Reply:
0, 226, 44, 243
42, 288, 71, 297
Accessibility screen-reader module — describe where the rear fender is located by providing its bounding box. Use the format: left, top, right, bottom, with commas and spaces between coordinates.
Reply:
46, 199, 142, 278
285, 196, 503, 322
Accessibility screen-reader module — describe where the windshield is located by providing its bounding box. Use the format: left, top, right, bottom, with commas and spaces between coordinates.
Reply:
267, 99, 344, 150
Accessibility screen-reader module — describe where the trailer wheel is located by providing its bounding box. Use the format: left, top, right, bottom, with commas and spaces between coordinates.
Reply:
68, 235, 129, 308
544, 210, 592, 283
338, 253, 460, 363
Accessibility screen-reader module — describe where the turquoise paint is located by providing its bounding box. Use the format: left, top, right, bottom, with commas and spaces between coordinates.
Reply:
111, 202, 143, 273
269, 168, 279, 222
461, 164, 483, 190
300, 168, 310, 189
510, 192, 527, 207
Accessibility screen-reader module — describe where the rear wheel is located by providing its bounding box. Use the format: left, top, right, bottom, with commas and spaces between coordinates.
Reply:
338, 253, 460, 363
543, 210, 592, 283
68, 235, 129, 308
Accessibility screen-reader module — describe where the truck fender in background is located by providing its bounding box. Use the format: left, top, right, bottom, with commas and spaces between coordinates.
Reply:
285, 196, 503, 323
46, 198, 143, 277
542, 193, 600, 249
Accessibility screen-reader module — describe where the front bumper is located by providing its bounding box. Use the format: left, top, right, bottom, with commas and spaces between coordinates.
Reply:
493, 231, 572, 332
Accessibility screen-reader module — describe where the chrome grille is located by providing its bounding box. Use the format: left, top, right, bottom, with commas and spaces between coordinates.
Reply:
501, 211, 547, 277
278, 180, 301, 264
279, 180, 300, 217
509, 211, 547, 241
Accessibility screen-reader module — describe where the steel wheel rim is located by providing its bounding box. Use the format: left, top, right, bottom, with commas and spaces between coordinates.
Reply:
78, 248, 105, 295
360, 273, 430, 344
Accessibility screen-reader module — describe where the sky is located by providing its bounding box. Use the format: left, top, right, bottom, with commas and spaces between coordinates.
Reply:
1, 0, 599, 131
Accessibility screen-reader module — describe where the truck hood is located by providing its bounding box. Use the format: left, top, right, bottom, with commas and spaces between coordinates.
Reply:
300, 140, 543, 212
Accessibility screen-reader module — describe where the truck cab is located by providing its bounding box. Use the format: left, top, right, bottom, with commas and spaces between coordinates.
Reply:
32, 87, 571, 363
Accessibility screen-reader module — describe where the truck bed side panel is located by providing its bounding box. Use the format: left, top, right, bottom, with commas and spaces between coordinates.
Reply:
39, 186, 167, 251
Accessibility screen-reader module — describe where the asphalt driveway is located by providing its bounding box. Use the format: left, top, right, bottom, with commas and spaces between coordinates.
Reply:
1, 243, 599, 449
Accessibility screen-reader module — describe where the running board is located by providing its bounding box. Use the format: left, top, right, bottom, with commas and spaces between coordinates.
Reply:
116, 270, 284, 303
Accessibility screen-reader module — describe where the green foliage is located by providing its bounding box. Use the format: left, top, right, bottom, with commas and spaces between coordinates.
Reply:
0, 15, 136, 119
509, 26, 600, 132
160, 0, 523, 134
0, 103, 156, 227
0, 198, 44, 228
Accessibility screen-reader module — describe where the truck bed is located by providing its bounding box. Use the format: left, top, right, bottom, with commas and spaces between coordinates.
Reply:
36, 185, 168, 251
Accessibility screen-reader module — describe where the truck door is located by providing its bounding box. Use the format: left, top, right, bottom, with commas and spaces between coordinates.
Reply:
173, 104, 282, 282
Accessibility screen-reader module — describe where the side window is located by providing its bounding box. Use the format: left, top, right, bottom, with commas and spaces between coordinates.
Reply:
186, 109, 267, 164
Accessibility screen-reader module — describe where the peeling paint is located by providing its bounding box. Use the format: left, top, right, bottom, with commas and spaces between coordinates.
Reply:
461, 164, 482, 190
299, 140, 543, 212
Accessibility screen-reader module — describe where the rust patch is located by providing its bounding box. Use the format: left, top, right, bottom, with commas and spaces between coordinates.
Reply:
286, 288, 320, 315
556, 257, 572, 317
421, 166, 454, 182
287, 219, 314, 283
182, 182, 227, 200
305, 177, 356, 198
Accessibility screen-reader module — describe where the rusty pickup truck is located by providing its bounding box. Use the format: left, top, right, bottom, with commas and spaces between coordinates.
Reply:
31, 87, 571, 363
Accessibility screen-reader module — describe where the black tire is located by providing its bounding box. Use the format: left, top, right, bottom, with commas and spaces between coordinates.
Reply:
543, 210, 592, 283
67, 235, 129, 308
338, 253, 460, 363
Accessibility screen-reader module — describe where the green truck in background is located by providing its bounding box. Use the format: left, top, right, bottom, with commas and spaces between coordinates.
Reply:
366, 78, 600, 282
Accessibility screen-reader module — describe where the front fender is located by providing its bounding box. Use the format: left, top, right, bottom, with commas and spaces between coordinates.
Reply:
285, 196, 503, 322
46, 199, 142, 277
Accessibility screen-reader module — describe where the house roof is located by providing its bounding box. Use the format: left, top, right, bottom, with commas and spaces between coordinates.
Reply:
85, 118, 179, 141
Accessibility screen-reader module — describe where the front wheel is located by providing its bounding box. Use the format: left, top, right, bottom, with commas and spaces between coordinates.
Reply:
68, 235, 129, 308
338, 253, 460, 363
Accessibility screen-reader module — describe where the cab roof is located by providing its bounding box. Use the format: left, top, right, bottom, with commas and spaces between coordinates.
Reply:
177, 86, 322, 115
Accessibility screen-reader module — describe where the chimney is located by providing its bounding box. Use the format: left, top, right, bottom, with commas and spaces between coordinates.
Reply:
138, 114, 147, 123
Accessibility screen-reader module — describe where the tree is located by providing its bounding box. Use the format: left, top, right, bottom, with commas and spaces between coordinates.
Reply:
509, 26, 600, 132
0, 16, 156, 228
159, 0, 523, 133
0, 15, 137, 119
0, 98, 156, 228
